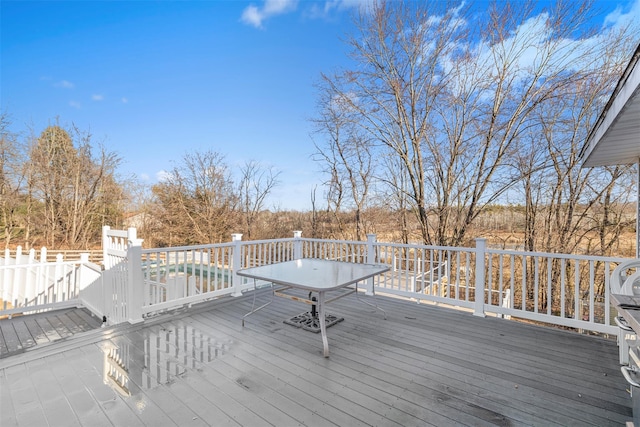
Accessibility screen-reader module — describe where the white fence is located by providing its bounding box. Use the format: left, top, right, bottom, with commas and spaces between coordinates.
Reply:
0, 229, 631, 335
0, 247, 102, 318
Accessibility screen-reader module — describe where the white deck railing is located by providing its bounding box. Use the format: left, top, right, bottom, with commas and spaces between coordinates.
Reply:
0, 229, 630, 335
127, 232, 628, 334
0, 247, 102, 318
483, 247, 622, 334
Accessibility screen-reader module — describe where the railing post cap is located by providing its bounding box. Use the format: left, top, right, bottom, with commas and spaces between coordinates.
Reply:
293, 231, 302, 238
127, 227, 137, 241
129, 238, 144, 247
231, 233, 243, 241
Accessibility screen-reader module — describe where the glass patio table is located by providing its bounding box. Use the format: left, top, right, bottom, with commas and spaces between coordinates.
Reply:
237, 258, 390, 357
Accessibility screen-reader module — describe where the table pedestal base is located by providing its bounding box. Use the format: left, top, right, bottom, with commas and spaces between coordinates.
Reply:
284, 312, 344, 333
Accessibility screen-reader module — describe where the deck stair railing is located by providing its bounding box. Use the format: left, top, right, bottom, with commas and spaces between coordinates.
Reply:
0, 246, 102, 318
99, 226, 145, 325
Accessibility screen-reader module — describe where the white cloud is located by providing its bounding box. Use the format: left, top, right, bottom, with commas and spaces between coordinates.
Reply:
69, 100, 81, 109
54, 80, 74, 89
241, 0, 372, 25
156, 170, 172, 182
240, 0, 298, 28
439, 0, 640, 103
241, 5, 262, 27
306, 0, 372, 19
603, 0, 640, 29
121, 97, 129, 104
323, 0, 371, 12
92, 94, 104, 101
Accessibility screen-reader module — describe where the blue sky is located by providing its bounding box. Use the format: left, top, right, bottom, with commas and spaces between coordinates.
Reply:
2, 0, 639, 211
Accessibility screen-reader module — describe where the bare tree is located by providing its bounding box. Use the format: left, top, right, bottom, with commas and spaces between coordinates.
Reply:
512, 124, 549, 252
238, 160, 280, 240
312, 80, 375, 240
0, 111, 25, 249
66, 126, 123, 247
310, 186, 320, 238
27, 121, 123, 248
325, 1, 466, 244
513, 25, 638, 259
28, 124, 75, 246
380, 155, 411, 244
151, 150, 238, 245
313, 0, 637, 247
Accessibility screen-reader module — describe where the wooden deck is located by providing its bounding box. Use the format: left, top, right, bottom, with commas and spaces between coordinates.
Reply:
0, 307, 103, 358
0, 289, 632, 426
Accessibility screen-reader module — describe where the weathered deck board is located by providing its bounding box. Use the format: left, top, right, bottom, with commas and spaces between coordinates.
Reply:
223, 294, 627, 426
23, 317, 49, 345
211, 303, 488, 426
42, 314, 74, 340
189, 312, 430, 426
0, 290, 633, 427
0, 308, 101, 359
34, 316, 64, 342
0, 322, 20, 354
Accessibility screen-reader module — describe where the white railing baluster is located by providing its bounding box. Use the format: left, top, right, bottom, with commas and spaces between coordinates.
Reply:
498, 254, 504, 308
532, 256, 536, 312
604, 261, 612, 327
490, 253, 494, 305
589, 260, 596, 323
521, 256, 527, 313
474, 238, 487, 317
560, 259, 566, 318
546, 257, 552, 315
10, 247, 20, 305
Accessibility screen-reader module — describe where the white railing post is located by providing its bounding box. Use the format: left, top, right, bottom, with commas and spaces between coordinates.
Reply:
474, 238, 487, 317
636, 157, 639, 259
54, 253, 63, 303
102, 225, 110, 269
25, 249, 36, 306
36, 247, 47, 306
231, 233, 243, 297
127, 236, 144, 324
78, 252, 89, 301
11, 246, 23, 305
128, 227, 137, 243
1, 248, 10, 306
365, 234, 377, 295
293, 230, 303, 260
102, 265, 113, 324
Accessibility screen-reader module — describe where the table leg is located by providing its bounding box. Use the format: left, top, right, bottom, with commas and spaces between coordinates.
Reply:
242, 279, 274, 327
319, 291, 329, 357
355, 281, 387, 319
